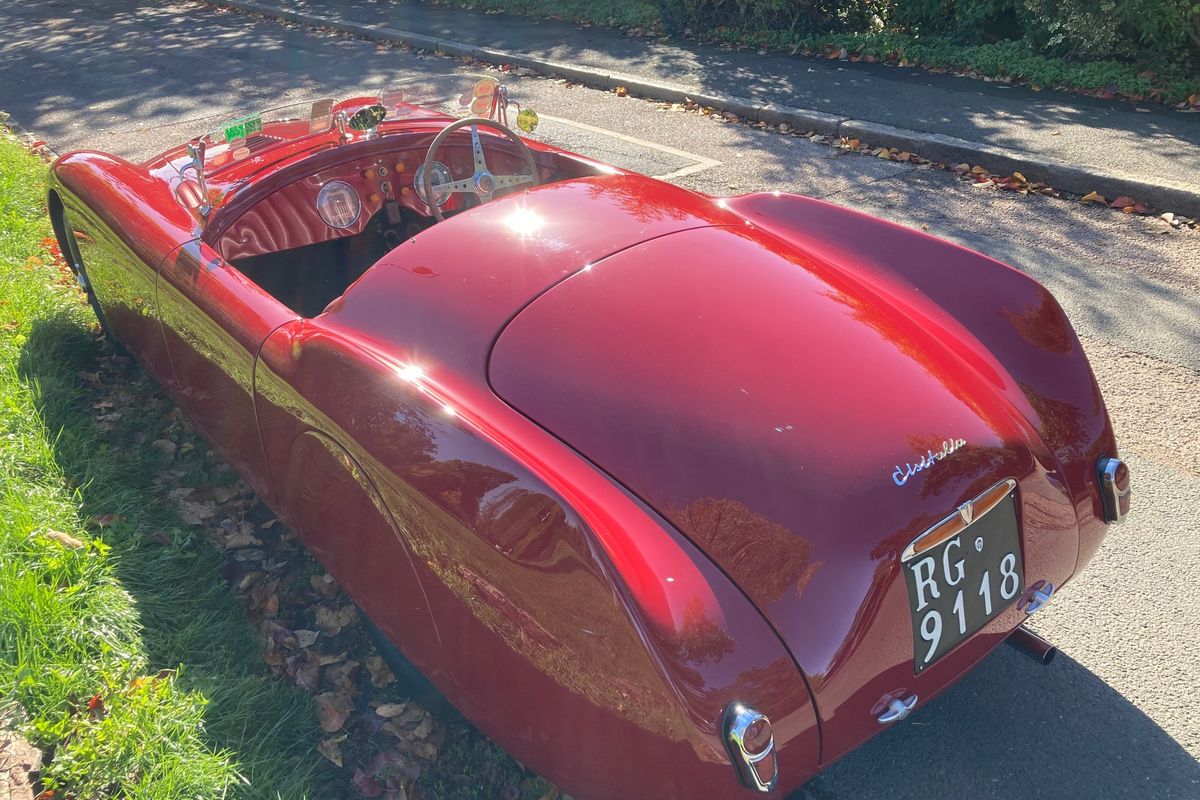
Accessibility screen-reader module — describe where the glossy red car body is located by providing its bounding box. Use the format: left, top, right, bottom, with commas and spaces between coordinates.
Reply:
47, 93, 1122, 799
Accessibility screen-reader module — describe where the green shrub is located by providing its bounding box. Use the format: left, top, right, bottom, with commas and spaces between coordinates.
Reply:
659, 0, 1199, 71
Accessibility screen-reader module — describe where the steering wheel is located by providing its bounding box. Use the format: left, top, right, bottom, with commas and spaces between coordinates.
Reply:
420, 117, 540, 222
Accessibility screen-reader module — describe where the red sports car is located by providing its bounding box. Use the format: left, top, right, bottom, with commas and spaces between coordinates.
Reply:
47, 78, 1131, 798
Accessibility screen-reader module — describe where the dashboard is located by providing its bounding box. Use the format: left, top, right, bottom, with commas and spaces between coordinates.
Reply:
217, 143, 545, 262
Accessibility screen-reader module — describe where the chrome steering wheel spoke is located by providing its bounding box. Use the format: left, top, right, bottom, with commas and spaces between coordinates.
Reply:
470, 125, 489, 174
430, 177, 475, 194
421, 117, 542, 222
492, 173, 536, 189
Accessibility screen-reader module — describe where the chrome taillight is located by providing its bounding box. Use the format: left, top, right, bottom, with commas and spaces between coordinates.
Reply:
1097, 457, 1131, 524
721, 703, 777, 792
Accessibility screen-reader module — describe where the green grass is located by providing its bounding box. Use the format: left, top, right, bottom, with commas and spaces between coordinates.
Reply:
0, 132, 333, 797
430, 0, 660, 30
716, 29, 1200, 104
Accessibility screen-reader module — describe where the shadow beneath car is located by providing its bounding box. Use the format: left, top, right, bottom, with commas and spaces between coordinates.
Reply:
803, 643, 1200, 799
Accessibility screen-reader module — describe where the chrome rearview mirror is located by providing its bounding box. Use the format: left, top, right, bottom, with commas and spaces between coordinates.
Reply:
349, 104, 388, 137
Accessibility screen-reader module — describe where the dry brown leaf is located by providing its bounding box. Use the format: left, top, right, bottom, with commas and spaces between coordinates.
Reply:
366, 654, 396, 687
225, 528, 263, 549
311, 651, 348, 666
970, 165, 988, 175
325, 659, 360, 694
317, 737, 344, 767
614, 86, 628, 97
309, 572, 339, 598
44, 530, 85, 549
314, 603, 357, 636
315, 691, 354, 732
294, 629, 319, 648
1011, 171, 1027, 183
375, 702, 410, 718
1109, 195, 1135, 209
1081, 191, 1106, 204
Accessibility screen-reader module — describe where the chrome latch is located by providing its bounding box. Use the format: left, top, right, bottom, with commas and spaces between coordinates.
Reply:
1022, 582, 1055, 615
877, 694, 918, 724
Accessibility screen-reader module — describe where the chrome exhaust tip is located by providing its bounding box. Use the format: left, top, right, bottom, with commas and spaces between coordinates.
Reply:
1006, 626, 1057, 665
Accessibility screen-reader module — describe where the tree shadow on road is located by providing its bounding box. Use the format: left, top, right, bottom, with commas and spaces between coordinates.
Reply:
806, 644, 1200, 800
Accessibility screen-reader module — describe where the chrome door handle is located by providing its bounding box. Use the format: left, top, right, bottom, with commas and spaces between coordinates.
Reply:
877, 694, 918, 724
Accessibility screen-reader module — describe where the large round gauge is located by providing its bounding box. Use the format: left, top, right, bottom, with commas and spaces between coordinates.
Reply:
413, 161, 453, 207
316, 180, 361, 229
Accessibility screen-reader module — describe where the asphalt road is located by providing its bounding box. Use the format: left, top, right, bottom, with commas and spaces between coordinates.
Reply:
2, 1, 1198, 798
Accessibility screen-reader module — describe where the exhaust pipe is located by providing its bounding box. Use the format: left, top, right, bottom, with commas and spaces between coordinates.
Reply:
1006, 626, 1057, 665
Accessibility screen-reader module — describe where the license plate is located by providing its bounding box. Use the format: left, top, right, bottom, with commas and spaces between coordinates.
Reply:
903, 485, 1023, 673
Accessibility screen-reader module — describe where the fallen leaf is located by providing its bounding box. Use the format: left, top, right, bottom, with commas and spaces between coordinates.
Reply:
1161, 212, 1176, 224
366, 654, 396, 687
294, 629, 319, 648
285, 653, 321, 691
310, 572, 339, 598
353, 768, 386, 797
315, 691, 354, 732
614, 86, 628, 97
224, 528, 263, 549
1011, 171, 1027, 184
44, 530, 85, 549
970, 165, 988, 175
311, 651, 348, 666
1081, 191, 1107, 204
1108, 195, 1135, 209
314, 603, 357, 636
317, 737, 344, 767
375, 702, 410, 718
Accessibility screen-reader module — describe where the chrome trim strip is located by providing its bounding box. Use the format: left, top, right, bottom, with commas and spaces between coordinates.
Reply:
901, 478, 1018, 561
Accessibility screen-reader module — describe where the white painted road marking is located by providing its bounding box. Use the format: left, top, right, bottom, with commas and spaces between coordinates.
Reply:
538, 112, 721, 179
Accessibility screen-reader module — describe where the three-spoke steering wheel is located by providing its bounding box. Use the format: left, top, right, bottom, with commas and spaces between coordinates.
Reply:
420, 117, 540, 222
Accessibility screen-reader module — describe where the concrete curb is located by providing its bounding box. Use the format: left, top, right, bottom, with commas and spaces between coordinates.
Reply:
209, 0, 1200, 216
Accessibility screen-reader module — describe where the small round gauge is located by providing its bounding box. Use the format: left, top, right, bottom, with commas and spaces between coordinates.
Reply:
413, 161, 453, 207
316, 180, 361, 229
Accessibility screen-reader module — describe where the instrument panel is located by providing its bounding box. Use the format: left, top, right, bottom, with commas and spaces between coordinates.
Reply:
217, 144, 534, 262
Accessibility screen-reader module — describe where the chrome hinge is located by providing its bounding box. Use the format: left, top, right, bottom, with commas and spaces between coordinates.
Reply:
1023, 582, 1055, 615
877, 694, 918, 724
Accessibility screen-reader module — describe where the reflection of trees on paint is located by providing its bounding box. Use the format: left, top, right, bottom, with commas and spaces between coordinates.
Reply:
409, 458, 516, 521
585, 176, 693, 225
1021, 381, 1097, 463
669, 496, 819, 605
673, 597, 735, 668
1003, 293, 1076, 355
479, 486, 574, 565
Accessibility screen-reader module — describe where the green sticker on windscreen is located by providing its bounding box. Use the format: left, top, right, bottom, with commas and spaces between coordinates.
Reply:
223, 114, 263, 143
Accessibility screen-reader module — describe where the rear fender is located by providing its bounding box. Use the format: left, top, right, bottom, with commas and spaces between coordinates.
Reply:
727, 193, 1117, 570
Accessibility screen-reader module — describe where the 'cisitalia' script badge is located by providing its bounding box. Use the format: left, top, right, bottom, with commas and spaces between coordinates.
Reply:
893, 438, 967, 487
